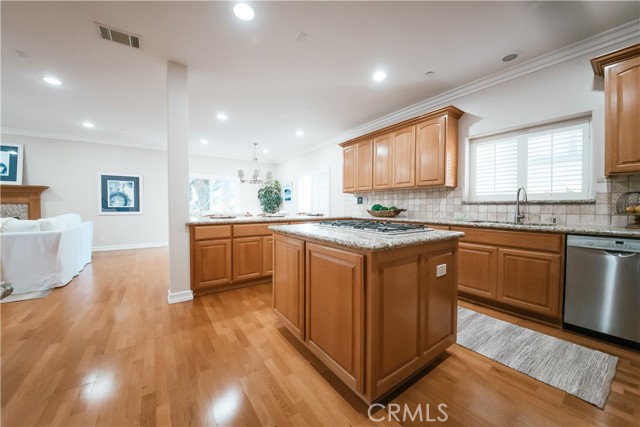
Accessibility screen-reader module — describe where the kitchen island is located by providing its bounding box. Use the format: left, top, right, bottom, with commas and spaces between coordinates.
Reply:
269, 221, 464, 404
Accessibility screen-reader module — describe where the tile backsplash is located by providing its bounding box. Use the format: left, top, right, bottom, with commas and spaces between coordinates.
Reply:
344, 174, 640, 227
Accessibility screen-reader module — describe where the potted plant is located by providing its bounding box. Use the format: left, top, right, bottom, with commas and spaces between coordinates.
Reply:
257, 180, 283, 214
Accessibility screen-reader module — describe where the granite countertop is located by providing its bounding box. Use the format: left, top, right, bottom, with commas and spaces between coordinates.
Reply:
187, 214, 639, 239
268, 223, 464, 252
187, 215, 339, 225
352, 216, 640, 238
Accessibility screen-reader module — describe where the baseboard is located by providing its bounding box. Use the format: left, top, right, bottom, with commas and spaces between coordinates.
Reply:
92, 242, 168, 252
167, 289, 193, 304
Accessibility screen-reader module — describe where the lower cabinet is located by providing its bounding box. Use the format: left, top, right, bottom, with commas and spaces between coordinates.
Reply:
272, 235, 305, 338
306, 243, 364, 392
272, 233, 458, 403
232, 237, 263, 281
193, 239, 232, 290
263, 236, 273, 276
453, 227, 564, 321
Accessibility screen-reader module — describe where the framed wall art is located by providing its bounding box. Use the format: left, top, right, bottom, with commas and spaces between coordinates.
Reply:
0, 143, 24, 185
98, 173, 143, 215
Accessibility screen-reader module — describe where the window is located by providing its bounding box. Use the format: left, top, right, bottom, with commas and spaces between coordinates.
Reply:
189, 174, 238, 215
468, 117, 591, 201
297, 168, 330, 214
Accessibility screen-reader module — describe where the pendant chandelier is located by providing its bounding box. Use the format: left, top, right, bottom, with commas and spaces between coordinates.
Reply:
238, 143, 272, 184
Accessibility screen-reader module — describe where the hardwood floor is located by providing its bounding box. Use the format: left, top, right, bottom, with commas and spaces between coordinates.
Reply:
2, 248, 638, 426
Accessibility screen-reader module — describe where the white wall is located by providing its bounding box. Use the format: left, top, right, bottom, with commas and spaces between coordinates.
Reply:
189, 155, 276, 214
4, 134, 169, 250
275, 144, 344, 216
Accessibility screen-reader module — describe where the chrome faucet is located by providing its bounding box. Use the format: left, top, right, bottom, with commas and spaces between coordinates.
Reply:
514, 187, 527, 223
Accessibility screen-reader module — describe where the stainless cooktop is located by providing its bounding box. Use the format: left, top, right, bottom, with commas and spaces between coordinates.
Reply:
317, 220, 432, 235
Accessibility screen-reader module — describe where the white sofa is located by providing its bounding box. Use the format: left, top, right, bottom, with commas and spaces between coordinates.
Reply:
1, 214, 93, 296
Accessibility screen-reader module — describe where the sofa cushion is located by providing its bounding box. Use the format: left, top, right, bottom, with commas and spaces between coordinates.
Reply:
56, 213, 82, 228
1, 218, 41, 233
38, 216, 69, 231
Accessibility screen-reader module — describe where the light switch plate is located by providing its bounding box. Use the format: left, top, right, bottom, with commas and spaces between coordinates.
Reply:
436, 264, 447, 277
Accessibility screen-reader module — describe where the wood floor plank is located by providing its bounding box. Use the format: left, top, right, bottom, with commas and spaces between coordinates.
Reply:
2, 247, 638, 426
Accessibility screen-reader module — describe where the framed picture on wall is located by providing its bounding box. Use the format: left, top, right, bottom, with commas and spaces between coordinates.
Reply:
98, 173, 143, 215
0, 143, 24, 185
284, 183, 292, 201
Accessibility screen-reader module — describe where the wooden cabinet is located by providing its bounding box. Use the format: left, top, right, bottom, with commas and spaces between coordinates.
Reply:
592, 44, 640, 175
457, 242, 498, 299
271, 231, 459, 403
373, 134, 393, 190
340, 106, 463, 192
416, 114, 458, 187
343, 145, 356, 192
263, 236, 273, 276
343, 139, 373, 192
232, 237, 263, 281
355, 140, 373, 191
191, 225, 233, 291
273, 235, 305, 338
190, 222, 286, 295
306, 243, 364, 392
452, 227, 564, 322
497, 248, 561, 318
392, 126, 415, 188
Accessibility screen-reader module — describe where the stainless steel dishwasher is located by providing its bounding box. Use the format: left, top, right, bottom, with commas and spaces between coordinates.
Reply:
564, 235, 640, 347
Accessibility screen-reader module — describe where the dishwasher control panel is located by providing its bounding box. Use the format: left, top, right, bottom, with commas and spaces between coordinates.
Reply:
567, 235, 640, 252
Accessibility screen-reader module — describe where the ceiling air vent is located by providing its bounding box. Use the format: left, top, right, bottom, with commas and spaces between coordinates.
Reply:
95, 23, 141, 49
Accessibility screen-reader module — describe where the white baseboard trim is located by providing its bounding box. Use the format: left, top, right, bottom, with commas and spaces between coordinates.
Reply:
167, 290, 193, 304
92, 242, 168, 252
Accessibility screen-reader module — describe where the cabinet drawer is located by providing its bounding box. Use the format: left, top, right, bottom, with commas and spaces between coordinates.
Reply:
233, 223, 272, 237
451, 227, 563, 253
193, 225, 231, 241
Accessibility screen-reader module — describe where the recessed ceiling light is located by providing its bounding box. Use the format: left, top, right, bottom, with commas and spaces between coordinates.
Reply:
372, 71, 387, 81
200, 139, 209, 145
233, 3, 255, 21
82, 121, 95, 128
502, 53, 519, 62
42, 76, 62, 86
217, 113, 228, 121
296, 130, 304, 137
262, 149, 269, 154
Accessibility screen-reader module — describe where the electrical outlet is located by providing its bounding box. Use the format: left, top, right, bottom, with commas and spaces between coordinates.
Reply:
436, 264, 447, 277
99, 235, 105, 242
356, 196, 367, 205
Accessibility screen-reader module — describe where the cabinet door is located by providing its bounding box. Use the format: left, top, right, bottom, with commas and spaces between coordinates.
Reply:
605, 55, 640, 175
342, 146, 356, 192
356, 140, 373, 191
373, 134, 393, 190
392, 126, 416, 188
457, 242, 498, 299
273, 236, 305, 338
497, 248, 561, 317
262, 236, 273, 276
193, 239, 232, 289
415, 116, 446, 187
423, 251, 456, 350
232, 237, 263, 282
306, 243, 364, 392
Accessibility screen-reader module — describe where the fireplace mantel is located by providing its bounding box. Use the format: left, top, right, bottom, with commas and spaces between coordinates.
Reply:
0, 185, 49, 219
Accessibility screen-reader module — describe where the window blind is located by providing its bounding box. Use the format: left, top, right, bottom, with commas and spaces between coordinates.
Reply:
298, 168, 330, 214
469, 117, 591, 201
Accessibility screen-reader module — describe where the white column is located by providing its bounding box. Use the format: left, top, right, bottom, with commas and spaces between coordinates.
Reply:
166, 61, 192, 304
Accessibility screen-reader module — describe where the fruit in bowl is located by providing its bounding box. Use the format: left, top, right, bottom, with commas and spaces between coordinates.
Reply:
368, 204, 406, 217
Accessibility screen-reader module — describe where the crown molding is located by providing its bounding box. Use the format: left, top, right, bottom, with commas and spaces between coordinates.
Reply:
277, 19, 640, 164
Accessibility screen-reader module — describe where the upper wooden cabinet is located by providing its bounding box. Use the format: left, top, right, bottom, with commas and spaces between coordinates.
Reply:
355, 140, 373, 191
392, 126, 416, 188
416, 115, 458, 187
340, 106, 463, 192
592, 44, 640, 176
343, 140, 373, 192
373, 134, 393, 190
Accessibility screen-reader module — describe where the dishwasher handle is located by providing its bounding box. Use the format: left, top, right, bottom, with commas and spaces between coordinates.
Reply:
603, 250, 638, 258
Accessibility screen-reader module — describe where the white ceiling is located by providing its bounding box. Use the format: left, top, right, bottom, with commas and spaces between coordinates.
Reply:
2, 1, 639, 161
